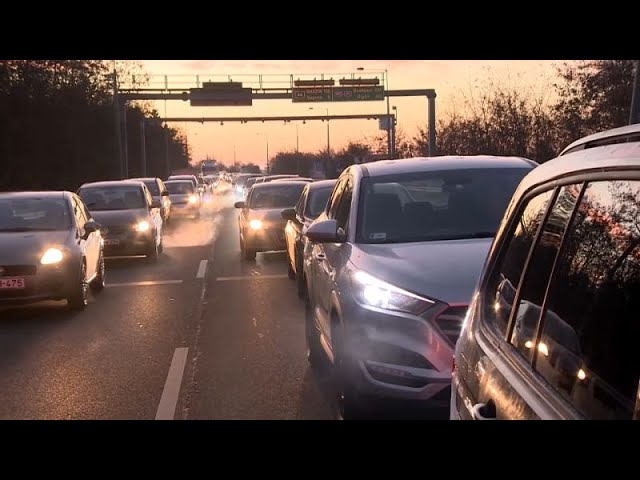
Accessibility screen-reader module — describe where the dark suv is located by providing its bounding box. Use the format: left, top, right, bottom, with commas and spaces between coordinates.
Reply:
452, 124, 640, 420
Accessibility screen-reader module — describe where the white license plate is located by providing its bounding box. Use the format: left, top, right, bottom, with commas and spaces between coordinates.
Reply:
104, 238, 121, 246
0, 277, 25, 289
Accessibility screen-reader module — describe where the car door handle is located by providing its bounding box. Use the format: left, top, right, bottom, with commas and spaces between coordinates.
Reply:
471, 401, 497, 420
314, 252, 326, 261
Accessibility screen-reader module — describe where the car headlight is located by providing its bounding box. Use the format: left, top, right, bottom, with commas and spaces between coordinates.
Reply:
249, 219, 263, 230
41, 247, 64, 265
351, 270, 435, 315
134, 220, 151, 232
189, 195, 199, 204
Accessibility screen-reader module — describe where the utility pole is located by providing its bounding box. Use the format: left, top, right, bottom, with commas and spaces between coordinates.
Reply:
122, 102, 129, 178
266, 140, 269, 173
164, 126, 170, 178
630, 60, 640, 125
113, 70, 124, 179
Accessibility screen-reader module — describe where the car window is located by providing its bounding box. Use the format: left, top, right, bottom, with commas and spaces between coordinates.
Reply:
334, 177, 353, 232
306, 186, 334, 220
327, 178, 346, 218
535, 180, 640, 419
508, 184, 581, 361
166, 182, 194, 194
295, 187, 308, 218
0, 197, 72, 232
72, 196, 89, 229
143, 186, 153, 206
79, 186, 146, 211
484, 189, 555, 337
144, 180, 160, 196
355, 168, 530, 244
248, 184, 306, 209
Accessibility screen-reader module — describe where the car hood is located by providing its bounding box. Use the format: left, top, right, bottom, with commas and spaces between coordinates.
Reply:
350, 238, 493, 305
0, 230, 71, 265
247, 208, 289, 224
90, 209, 148, 226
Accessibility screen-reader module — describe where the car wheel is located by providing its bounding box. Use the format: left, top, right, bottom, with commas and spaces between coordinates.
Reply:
67, 261, 88, 311
147, 234, 159, 262
287, 258, 296, 280
305, 297, 324, 371
90, 252, 105, 294
332, 323, 366, 420
296, 258, 306, 299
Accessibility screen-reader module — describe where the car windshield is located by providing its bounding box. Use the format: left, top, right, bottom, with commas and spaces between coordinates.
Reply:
166, 182, 194, 194
0, 197, 71, 231
356, 168, 530, 244
142, 181, 160, 196
79, 186, 146, 211
306, 187, 333, 219
249, 184, 306, 209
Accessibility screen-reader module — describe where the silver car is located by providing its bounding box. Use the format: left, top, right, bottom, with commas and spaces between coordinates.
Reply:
303, 156, 535, 418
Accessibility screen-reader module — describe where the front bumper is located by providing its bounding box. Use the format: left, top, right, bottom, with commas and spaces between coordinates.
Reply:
244, 225, 287, 252
342, 300, 459, 406
0, 263, 76, 304
171, 203, 200, 216
102, 230, 154, 257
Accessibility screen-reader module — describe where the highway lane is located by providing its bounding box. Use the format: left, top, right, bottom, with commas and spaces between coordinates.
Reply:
180, 195, 337, 420
0, 198, 225, 419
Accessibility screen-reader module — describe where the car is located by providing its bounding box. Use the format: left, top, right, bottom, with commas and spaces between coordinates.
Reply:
129, 177, 172, 224
452, 126, 640, 421
243, 176, 263, 199
168, 174, 200, 195
164, 180, 201, 219
233, 174, 264, 199
302, 156, 535, 419
281, 179, 336, 297
234, 180, 308, 260
0, 191, 104, 310
77, 180, 163, 261
273, 177, 314, 183
260, 174, 300, 184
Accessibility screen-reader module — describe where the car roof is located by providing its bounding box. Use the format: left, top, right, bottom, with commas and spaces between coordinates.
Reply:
129, 177, 159, 182
354, 156, 537, 177
514, 141, 640, 196
79, 180, 145, 189
559, 123, 640, 156
250, 180, 309, 189
165, 179, 194, 184
307, 179, 337, 190
0, 191, 70, 200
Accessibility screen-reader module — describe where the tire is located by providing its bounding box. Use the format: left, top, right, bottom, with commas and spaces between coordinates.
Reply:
67, 261, 88, 311
287, 258, 296, 280
90, 252, 105, 294
332, 323, 366, 420
146, 234, 159, 262
305, 298, 324, 371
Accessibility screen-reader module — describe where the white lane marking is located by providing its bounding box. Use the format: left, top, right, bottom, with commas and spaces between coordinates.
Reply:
216, 274, 289, 281
196, 260, 208, 279
155, 347, 189, 420
106, 280, 183, 288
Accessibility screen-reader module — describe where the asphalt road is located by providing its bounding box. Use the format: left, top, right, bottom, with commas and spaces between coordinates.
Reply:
0, 187, 336, 420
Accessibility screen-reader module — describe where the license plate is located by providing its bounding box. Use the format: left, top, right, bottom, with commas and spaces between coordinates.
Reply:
0, 277, 25, 289
104, 238, 121, 246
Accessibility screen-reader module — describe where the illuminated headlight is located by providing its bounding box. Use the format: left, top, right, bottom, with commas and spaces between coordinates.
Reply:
188, 195, 198, 204
351, 270, 434, 315
249, 219, 263, 230
40, 247, 64, 265
236, 186, 243, 193
134, 220, 150, 232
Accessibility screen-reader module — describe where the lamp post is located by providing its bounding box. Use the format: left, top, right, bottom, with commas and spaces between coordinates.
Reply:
392, 105, 398, 158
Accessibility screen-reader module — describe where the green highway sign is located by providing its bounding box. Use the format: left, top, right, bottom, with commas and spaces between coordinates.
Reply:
333, 86, 384, 102
292, 87, 333, 103
292, 85, 385, 103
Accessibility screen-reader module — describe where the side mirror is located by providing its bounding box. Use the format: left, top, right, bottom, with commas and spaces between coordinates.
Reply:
281, 208, 297, 222
305, 219, 344, 243
83, 220, 101, 240
234, 201, 246, 209
161, 191, 169, 197
151, 199, 162, 209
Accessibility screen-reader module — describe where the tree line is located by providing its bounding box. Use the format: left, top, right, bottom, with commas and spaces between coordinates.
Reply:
0, 60, 191, 192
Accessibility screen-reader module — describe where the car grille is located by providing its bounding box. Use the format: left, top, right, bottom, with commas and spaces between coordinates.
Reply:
0, 265, 37, 276
434, 305, 467, 346
102, 225, 130, 235
367, 342, 435, 370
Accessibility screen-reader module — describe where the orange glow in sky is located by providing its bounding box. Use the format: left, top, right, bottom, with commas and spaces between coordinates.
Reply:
139, 60, 562, 167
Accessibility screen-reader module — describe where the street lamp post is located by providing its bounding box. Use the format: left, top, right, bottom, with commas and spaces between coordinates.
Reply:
392, 106, 398, 158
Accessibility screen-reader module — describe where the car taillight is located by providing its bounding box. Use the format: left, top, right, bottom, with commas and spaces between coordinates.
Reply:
452, 356, 457, 373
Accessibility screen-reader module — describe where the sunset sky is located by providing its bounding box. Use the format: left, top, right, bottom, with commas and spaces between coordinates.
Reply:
138, 60, 563, 167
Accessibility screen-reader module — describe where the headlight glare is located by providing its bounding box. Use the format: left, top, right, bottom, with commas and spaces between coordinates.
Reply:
351, 270, 434, 315
134, 220, 150, 232
249, 219, 263, 230
40, 247, 64, 265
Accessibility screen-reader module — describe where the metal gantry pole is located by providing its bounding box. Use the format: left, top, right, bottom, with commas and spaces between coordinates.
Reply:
428, 94, 437, 156
140, 119, 146, 177
113, 72, 124, 180
630, 60, 640, 125
164, 126, 170, 178
122, 102, 129, 178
